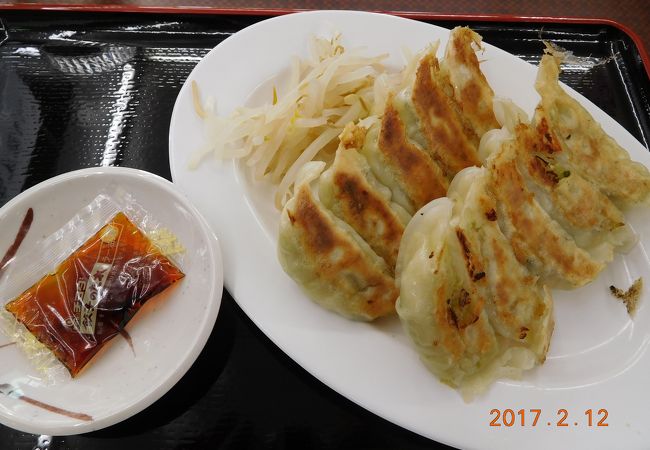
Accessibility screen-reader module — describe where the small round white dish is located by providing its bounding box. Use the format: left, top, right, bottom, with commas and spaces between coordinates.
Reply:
0, 167, 223, 436
169, 11, 650, 450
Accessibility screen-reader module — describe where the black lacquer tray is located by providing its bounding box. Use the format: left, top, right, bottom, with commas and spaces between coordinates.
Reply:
1, 8, 649, 450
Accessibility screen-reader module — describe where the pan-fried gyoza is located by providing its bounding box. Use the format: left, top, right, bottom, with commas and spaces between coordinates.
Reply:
279, 27, 497, 319
396, 167, 553, 395
534, 52, 650, 206
273, 31, 650, 396
319, 125, 411, 270
485, 121, 636, 288
443, 27, 500, 137
278, 160, 398, 321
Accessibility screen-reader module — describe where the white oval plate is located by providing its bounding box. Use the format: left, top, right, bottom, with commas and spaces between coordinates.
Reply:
169, 11, 650, 450
0, 167, 223, 436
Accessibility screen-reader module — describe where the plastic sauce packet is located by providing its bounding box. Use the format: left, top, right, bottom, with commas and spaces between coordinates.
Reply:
0, 187, 185, 381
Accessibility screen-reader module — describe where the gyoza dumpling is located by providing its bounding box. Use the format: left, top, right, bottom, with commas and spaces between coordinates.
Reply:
408, 44, 482, 175
447, 167, 553, 361
278, 161, 398, 320
351, 29, 500, 215
535, 53, 650, 205
508, 122, 636, 261
359, 100, 448, 215
396, 197, 500, 390
319, 124, 411, 269
443, 27, 500, 137
485, 129, 607, 288
396, 166, 553, 395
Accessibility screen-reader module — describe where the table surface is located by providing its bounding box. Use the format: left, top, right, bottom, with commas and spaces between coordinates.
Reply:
9, 0, 650, 58
0, 2, 649, 450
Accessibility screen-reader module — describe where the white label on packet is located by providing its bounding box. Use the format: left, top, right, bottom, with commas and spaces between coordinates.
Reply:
78, 262, 112, 335
75, 222, 123, 335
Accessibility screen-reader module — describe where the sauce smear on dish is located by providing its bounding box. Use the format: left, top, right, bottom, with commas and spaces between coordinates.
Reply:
0, 207, 33, 275
0, 383, 93, 421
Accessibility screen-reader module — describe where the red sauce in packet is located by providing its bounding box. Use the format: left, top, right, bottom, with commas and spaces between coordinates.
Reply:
4, 212, 185, 377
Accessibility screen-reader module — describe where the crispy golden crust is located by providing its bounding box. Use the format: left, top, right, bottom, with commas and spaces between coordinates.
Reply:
455, 168, 553, 357
481, 224, 552, 354
279, 176, 398, 320
444, 27, 499, 137
610, 278, 642, 317
378, 97, 449, 209
326, 148, 406, 269
290, 188, 335, 253
434, 280, 493, 363
340, 122, 367, 150
418, 228, 495, 365
521, 121, 626, 232
534, 112, 563, 157
535, 54, 650, 205
489, 231, 552, 357
456, 228, 485, 283
411, 53, 481, 176
489, 236, 519, 329
488, 141, 604, 287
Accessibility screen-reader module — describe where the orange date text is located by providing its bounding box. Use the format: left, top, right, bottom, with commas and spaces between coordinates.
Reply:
489, 409, 609, 427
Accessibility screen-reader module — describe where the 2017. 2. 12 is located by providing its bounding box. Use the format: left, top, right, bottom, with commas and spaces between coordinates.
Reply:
489, 409, 609, 427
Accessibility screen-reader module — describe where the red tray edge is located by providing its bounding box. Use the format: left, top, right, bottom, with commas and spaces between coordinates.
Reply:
1, 4, 649, 76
